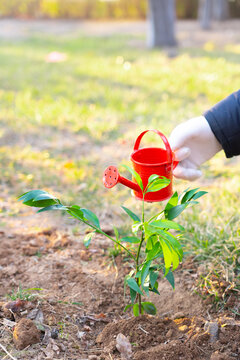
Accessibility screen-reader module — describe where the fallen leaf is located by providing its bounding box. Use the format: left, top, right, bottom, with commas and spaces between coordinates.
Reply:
95, 313, 106, 319
83, 325, 91, 332
2, 318, 16, 328
43, 339, 60, 358
42, 327, 51, 345
27, 308, 44, 323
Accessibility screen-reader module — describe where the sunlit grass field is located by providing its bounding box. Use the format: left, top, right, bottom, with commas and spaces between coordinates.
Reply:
0, 31, 239, 303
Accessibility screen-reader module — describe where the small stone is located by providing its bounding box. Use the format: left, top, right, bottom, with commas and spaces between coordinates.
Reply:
77, 331, 85, 339
51, 328, 59, 339
13, 318, 41, 350
88, 355, 98, 360
204, 321, 219, 342
166, 329, 173, 338
48, 298, 57, 305
210, 351, 229, 360
58, 343, 66, 351
172, 312, 185, 319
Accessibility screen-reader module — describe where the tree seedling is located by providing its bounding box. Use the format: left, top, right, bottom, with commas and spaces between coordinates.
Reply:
19, 168, 206, 316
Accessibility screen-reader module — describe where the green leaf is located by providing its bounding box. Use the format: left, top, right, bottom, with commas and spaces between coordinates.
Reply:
127, 278, 143, 295
150, 219, 184, 231
165, 269, 175, 289
151, 286, 160, 295
18, 190, 47, 202
132, 303, 144, 316
133, 303, 140, 317
181, 189, 207, 204
147, 174, 161, 184
159, 239, 172, 273
124, 304, 133, 312
38, 204, 67, 213
23, 288, 43, 292
191, 191, 208, 200
132, 222, 142, 234
142, 302, 157, 315
142, 284, 149, 296
157, 230, 183, 260
130, 288, 137, 304
122, 165, 143, 191
67, 206, 84, 221
121, 236, 140, 244
146, 176, 170, 194
146, 242, 162, 262
165, 202, 198, 220
83, 232, 95, 248
33, 193, 58, 202
113, 226, 119, 241
121, 206, 141, 222
149, 270, 158, 288
141, 261, 151, 287
81, 208, 100, 229
19, 190, 58, 208
172, 250, 179, 271
146, 235, 155, 251
164, 191, 178, 212
181, 188, 199, 203
144, 223, 156, 240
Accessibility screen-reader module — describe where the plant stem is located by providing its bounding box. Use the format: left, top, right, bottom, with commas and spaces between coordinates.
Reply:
148, 210, 164, 223
135, 194, 146, 313
70, 213, 135, 260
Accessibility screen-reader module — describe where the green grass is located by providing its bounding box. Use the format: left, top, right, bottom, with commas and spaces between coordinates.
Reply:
0, 32, 239, 304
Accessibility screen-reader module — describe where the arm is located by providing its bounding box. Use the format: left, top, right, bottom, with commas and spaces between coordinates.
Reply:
169, 90, 240, 181
204, 89, 240, 158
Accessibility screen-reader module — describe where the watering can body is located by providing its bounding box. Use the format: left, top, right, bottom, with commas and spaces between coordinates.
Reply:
103, 129, 177, 202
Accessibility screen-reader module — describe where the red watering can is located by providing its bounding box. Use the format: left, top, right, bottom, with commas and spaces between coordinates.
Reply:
103, 129, 178, 202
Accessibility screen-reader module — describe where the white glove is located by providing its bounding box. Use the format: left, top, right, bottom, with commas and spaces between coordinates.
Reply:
169, 116, 222, 181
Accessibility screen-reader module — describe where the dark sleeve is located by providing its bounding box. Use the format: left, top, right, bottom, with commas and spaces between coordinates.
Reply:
204, 90, 240, 158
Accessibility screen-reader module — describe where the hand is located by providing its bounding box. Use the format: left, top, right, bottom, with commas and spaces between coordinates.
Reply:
169, 116, 222, 181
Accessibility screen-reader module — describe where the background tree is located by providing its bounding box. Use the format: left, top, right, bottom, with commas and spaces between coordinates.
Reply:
198, 0, 230, 29
212, 0, 229, 20
198, 0, 212, 29
147, 0, 177, 48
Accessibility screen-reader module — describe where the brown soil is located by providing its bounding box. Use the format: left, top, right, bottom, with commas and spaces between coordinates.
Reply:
0, 229, 239, 360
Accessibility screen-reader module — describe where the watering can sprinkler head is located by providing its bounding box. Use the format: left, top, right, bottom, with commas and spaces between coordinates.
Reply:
103, 166, 140, 192
102, 129, 178, 202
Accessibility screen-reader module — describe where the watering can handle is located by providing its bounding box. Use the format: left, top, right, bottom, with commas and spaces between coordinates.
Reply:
133, 129, 174, 165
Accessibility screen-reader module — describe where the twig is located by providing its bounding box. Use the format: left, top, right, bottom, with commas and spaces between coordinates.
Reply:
138, 325, 149, 334
0, 343, 17, 360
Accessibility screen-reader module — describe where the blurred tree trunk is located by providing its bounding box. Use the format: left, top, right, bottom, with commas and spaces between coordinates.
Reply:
85, 0, 94, 19
147, 0, 177, 48
212, 0, 229, 20
198, 0, 212, 29
198, 0, 229, 29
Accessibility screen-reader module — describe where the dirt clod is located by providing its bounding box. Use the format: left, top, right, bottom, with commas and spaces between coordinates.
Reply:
13, 318, 41, 350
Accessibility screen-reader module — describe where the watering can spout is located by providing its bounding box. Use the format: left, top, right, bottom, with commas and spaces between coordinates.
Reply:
103, 166, 140, 192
